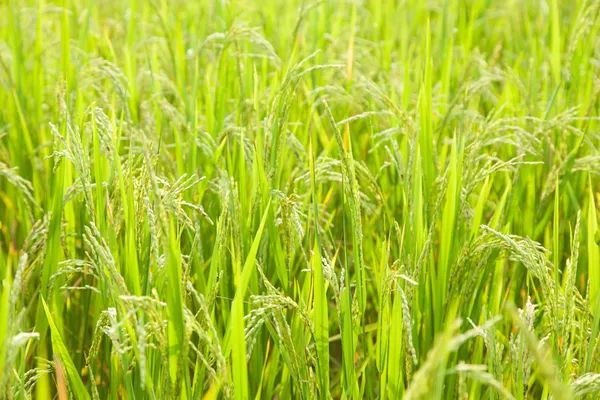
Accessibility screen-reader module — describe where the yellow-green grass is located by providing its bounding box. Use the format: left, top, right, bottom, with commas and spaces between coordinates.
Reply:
1, 0, 600, 398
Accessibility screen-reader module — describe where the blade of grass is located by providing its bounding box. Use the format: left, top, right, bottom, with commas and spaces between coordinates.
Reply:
41, 297, 90, 400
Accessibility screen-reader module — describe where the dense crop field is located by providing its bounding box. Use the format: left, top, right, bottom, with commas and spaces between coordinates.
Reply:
1, 0, 600, 398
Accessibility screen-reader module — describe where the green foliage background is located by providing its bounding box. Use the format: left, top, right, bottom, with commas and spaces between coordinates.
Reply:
1, 0, 600, 398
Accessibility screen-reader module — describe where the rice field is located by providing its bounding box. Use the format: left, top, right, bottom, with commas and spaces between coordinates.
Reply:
1, 0, 600, 398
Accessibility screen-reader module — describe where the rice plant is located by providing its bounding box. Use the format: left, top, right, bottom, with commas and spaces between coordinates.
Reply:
1, 0, 600, 398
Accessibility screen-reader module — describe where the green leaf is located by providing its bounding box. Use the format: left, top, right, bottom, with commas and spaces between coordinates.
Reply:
41, 297, 90, 400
